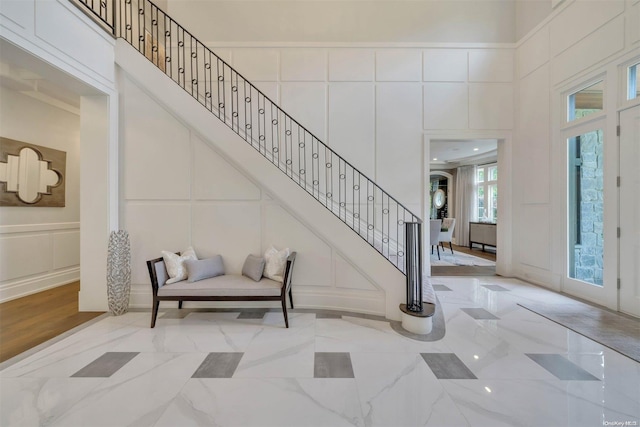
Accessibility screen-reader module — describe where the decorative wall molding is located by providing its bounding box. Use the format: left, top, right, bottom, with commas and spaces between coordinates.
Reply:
204, 41, 517, 49
0, 222, 80, 234
0, 267, 80, 303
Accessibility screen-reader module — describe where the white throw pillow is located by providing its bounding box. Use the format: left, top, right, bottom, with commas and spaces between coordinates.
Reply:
162, 247, 197, 284
263, 245, 290, 283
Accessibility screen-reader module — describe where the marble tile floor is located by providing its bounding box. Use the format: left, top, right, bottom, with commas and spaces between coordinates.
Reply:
1, 277, 639, 427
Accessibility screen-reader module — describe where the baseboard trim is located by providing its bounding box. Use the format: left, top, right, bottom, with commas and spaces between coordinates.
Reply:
0, 268, 80, 303
129, 285, 386, 318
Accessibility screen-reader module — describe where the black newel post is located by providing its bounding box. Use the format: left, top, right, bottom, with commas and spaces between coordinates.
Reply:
404, 221, 423, 313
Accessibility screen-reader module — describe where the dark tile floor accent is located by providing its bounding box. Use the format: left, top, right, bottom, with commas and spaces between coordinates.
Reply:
525, 354, 599, 381
192, 353, 244, 378
314, 352, 355, 378
481, 285, 509, 292
71, 352, 139, 378
421, 353, 477, 379
433, 285, 453, 292
519, 302, 640, 363
460, 308, 500, 320
237, 311, 267, 320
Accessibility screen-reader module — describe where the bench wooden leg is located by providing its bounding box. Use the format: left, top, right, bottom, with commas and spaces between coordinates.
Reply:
151, 300, 160, 328
289, 289, 294, 309
281, 297, 289, 328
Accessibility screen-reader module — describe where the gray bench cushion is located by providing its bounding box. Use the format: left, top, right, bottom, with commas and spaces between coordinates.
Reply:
157, 274, 282, 297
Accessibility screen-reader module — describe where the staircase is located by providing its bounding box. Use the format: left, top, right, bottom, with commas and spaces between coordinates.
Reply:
73, 0, 424, 299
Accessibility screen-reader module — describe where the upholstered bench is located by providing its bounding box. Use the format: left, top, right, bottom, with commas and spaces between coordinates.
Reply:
146, 252, 296, 328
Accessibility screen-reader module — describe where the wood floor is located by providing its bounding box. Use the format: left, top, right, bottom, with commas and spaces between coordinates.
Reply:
0, 282, 104, 363
431, 243, 497, 276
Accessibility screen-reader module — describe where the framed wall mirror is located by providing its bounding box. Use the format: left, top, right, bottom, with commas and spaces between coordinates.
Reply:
0, 137, 66, 207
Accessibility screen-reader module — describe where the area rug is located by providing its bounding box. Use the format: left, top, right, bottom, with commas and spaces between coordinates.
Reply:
430, 250, 495, 267
518, 301, 640, 363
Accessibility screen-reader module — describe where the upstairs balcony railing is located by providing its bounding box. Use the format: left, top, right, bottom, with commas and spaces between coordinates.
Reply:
72, 0, 423, 293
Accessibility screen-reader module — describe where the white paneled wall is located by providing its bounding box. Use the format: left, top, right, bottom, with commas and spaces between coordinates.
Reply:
219, 45, 516, 212
469, 83, 514, 130
551, 15, 625, 84
0, 88, 81, 302
548, 0, 624, 57
120, 74, 385, 312
281, 49, 327, 81
328, 83, 375, 176
518, 65, 550, 205
328, 49, 375, 81
423, 49, 467, 81
513, 0, 638, 306
280, 82, 327, 140
0, 226, 80, 301
375, 50, 422, 82
423, 83, 468, 130
376, 83, 423, 207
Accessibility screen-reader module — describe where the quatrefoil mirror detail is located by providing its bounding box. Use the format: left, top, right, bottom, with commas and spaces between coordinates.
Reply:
0, 138, 66, 207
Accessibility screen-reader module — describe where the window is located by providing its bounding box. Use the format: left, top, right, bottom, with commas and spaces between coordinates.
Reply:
476, 164, 497, 223
567, 129, 604, 286
628, 63, 639, 100
568, 81, 603, 122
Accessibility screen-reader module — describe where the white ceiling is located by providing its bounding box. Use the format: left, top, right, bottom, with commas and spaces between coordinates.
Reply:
0, 39, 101, 114
430, 138, 498, 169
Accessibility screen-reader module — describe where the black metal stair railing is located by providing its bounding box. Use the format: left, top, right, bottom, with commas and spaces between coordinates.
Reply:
73, 0, 422, 276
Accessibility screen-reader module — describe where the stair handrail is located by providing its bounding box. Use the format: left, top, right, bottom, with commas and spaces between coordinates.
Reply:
73, 0, 423, 275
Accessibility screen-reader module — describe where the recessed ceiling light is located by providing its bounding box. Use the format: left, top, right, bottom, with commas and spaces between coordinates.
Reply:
432, 158, 438, 161
473, 148, 479, 151
485, 387, 492, 393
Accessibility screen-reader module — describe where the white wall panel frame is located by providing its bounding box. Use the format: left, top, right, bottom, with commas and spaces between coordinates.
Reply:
0, 234, 52, 282
468, 49, 514, 82
280, 82, 327, 140
124, 202, 192, 285
280, 48, 327, 81
328, 49, 375, 81
422, 49, 468, 82
53, 230, 81, 270
549, 0, 625, 57
34, 0, 115, 82
551, 16, 625, 85
628, 2, 640, 46
423, 82, 469, 130
469, 83, 514, 129
328, 83, 376, 176
192, 134, 262, 201
517, 26, 550, 79
518, 65, 551, 204
376, 83, 423, 207
232, 48, 279, 81
263, 203, 333, 288
192, 202, 262, 275
0, 0, 34, 33
376, 49, 422, 82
